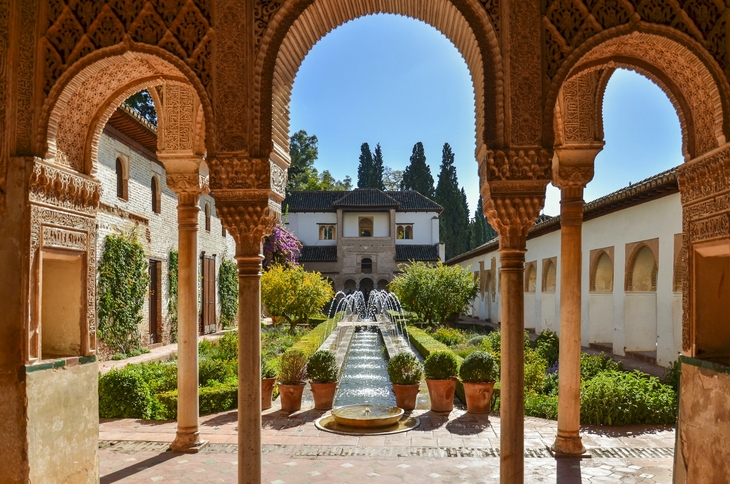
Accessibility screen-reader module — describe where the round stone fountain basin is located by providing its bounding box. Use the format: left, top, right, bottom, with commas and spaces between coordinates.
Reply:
331, 404, 404, 428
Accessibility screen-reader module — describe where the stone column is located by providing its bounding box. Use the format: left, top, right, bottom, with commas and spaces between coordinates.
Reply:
481, 148, 550, 482
168, 172, 209, 453
551, 149, 597, 456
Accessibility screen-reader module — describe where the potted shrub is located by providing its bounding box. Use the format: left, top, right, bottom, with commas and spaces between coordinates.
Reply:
307, 350, 339, 410
387, 352, 423, 410
459, 350, 498, 414
277, 348, 308, 412
261, 358, 278, 411
424, 350, 459, 412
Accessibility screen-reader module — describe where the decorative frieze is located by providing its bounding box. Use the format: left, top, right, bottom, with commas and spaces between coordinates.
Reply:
209, 156, 269, 191
29, 160, 101, 214
42, 227, 87, 251
480, 149, 552, 184
688, 214, 730, 243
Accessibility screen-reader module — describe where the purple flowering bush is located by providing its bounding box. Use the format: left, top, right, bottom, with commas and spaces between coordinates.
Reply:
263, 223, 302, 270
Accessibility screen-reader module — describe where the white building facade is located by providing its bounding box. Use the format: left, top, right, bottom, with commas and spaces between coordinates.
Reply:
449, 169, 682, 367
284, 189, 444, 293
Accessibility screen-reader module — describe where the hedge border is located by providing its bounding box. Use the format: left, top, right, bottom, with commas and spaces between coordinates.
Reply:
406, 327, 466, 404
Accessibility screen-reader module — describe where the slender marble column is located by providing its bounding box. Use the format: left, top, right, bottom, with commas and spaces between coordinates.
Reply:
499, 248, 527, 483
551, 187, 587, 455
169, 177, 207, 453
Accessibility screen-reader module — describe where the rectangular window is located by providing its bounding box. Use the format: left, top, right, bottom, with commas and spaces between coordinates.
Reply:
359, 217, 373, 237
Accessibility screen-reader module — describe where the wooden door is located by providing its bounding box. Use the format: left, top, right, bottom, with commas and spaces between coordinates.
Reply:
200, 254, 217, 334
149, 260, 160, 343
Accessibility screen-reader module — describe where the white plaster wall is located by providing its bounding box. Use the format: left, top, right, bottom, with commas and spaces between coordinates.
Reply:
285, 212, 337, 246
624, 293, 658, 351
343, 212, 390, 237
541, 293, 557, 333
588, 294, 614, 343
452, 192, 683, 367
96, 130, 236, 346
525, 293, 537, 330
395, 212, 439, 244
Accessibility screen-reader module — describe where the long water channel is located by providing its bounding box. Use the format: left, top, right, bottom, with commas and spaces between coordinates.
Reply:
333, 327, 396, 407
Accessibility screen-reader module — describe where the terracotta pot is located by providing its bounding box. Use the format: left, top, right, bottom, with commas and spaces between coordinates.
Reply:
462, 381, 496, 414
278, 382, 305, 413
261, 377, 276, 410
392, 383, 420, 410
426, 378, 458, 412
310, 381, 338, 410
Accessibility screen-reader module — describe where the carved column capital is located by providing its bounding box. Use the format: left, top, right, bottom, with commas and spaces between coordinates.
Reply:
482, 181, 549, 251
208, 153, 286, 201
478, 148, 552, 187
215, 196, 279, 258
166, 172, 210, 205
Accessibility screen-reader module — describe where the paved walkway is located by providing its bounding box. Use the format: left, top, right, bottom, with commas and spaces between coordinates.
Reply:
100, 404, 676, 483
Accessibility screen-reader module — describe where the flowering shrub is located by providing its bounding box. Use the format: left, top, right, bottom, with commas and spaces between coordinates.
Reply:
263, 223, 302, 270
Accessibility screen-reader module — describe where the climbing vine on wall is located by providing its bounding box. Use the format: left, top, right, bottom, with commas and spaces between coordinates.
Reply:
168, 250, 179, 342
98, 234, 150, 354
219, 258, 238, 328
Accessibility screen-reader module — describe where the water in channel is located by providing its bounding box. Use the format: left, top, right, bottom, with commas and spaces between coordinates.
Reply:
333, 326, 395, 407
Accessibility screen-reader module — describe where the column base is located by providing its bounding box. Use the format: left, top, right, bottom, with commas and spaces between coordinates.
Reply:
170, 431, 208, 453
550, 434, 588, 457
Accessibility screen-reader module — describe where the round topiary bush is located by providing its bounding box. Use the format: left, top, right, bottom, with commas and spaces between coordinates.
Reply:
459, 351, 498, 383
424, 350, 459, 380
99, 369, 156, 419
306, 350, 338, 383
387, 352, 424, 385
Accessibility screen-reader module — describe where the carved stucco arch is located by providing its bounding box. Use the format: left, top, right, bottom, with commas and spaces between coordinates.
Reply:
547, 27, 730, 160
589, 249, 614, 292
255, 0, 503, 160
626, 243, 658, 292
41, 48, 212, 175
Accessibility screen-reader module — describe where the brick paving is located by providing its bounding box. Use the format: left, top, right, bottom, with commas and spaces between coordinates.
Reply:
100, 405, 676, 483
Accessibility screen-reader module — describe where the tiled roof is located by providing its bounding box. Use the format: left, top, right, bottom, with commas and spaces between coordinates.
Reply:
333, 189, 399, 208
284, 189, 442, 213
105, 104, 158, 154
299, 246, 338, 262
395, 244, 440, 261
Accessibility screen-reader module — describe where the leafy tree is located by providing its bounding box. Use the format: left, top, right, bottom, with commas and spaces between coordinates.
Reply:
357, 143, 374, 188
401, 142, 434, 198
369, 143, 385, 190
288, 130, 319, 191
262, 223, 303, 270
304, 170, 352, 191
390, 261, 478, 325
435, 143, 470, 259
98, 233, 150, 354
261, 265, 334, 333
383, 166, 403, 191
218, 258, 238, 327
124, 90, 157, 125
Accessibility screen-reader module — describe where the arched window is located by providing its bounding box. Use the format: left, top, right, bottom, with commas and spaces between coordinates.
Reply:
359, 217, 373, 237
344, 279, 356, 293
204, 203, 211, 232
151, 176, 160, 214
319, 225, 335, 240
590, 251, 614, 292
115, 157, 128, 200
628, 245, 657, 291
361, 257, 372, 274
360, 278, 374, 293
396, 224, 413, 239
405, 226, 413, 239
377, 279, 389, 291
543, 259, 557, 292
525, 263, 537, 293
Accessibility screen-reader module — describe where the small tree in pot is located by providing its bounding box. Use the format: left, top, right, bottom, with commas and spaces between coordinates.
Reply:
277, 348, 308, 413
459, 351, 498, 414
261, 358, 278, 411
424, 350, 459, 412
307, 350, 339, 410
387, 352, 423, 410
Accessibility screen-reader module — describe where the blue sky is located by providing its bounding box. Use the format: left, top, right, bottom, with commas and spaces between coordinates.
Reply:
290, 14, 683, 217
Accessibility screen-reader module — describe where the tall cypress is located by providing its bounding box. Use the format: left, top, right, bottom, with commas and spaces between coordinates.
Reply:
357, 143, 374, 189
401, 142, 434, 198
370, 143, 385, 190
470, 195, 497, 249
435, 143, 470, 259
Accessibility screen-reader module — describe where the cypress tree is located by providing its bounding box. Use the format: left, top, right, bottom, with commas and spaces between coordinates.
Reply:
435, 143, 470, 259
470, 195, 497, 249
401, 142, 434, 198
357, 143, 374, 189
370, 143, 385, 190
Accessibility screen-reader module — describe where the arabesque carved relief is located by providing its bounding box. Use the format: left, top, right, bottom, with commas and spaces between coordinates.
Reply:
483, 191, 547, 250
216, 201, 278, 257
28, 160, 101, 214
209, 156, 271, 192
480, 149, 552, 184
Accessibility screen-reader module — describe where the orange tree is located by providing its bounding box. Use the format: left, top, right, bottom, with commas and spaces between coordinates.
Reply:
261, 265, 334, 333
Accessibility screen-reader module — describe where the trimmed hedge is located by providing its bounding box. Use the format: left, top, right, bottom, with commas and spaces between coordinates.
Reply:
407, 326, 466, 403
288, 319, 337, 358
157, 383, 238, 420
99, 369, 157, 419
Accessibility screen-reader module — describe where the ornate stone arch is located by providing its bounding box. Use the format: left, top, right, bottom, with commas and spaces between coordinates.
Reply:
254, 0, 503, 160
40, 49, 212, 176
546, 28, 730, 160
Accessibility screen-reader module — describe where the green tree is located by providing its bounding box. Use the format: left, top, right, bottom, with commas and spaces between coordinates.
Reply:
218, 258, 238, 327
369, 143, 385, 190
261, 265, 334, 333
401, 142, 434, 197
288, 130, 319, 191
304, 170, 352, 191
357, 143, 374, 188
124, 90, 157, 125
435, 143, 470, 259
383, 166, 403, 191
390, 261, 478, 325
469, 196, 497, 249
98, 233, 150, 354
